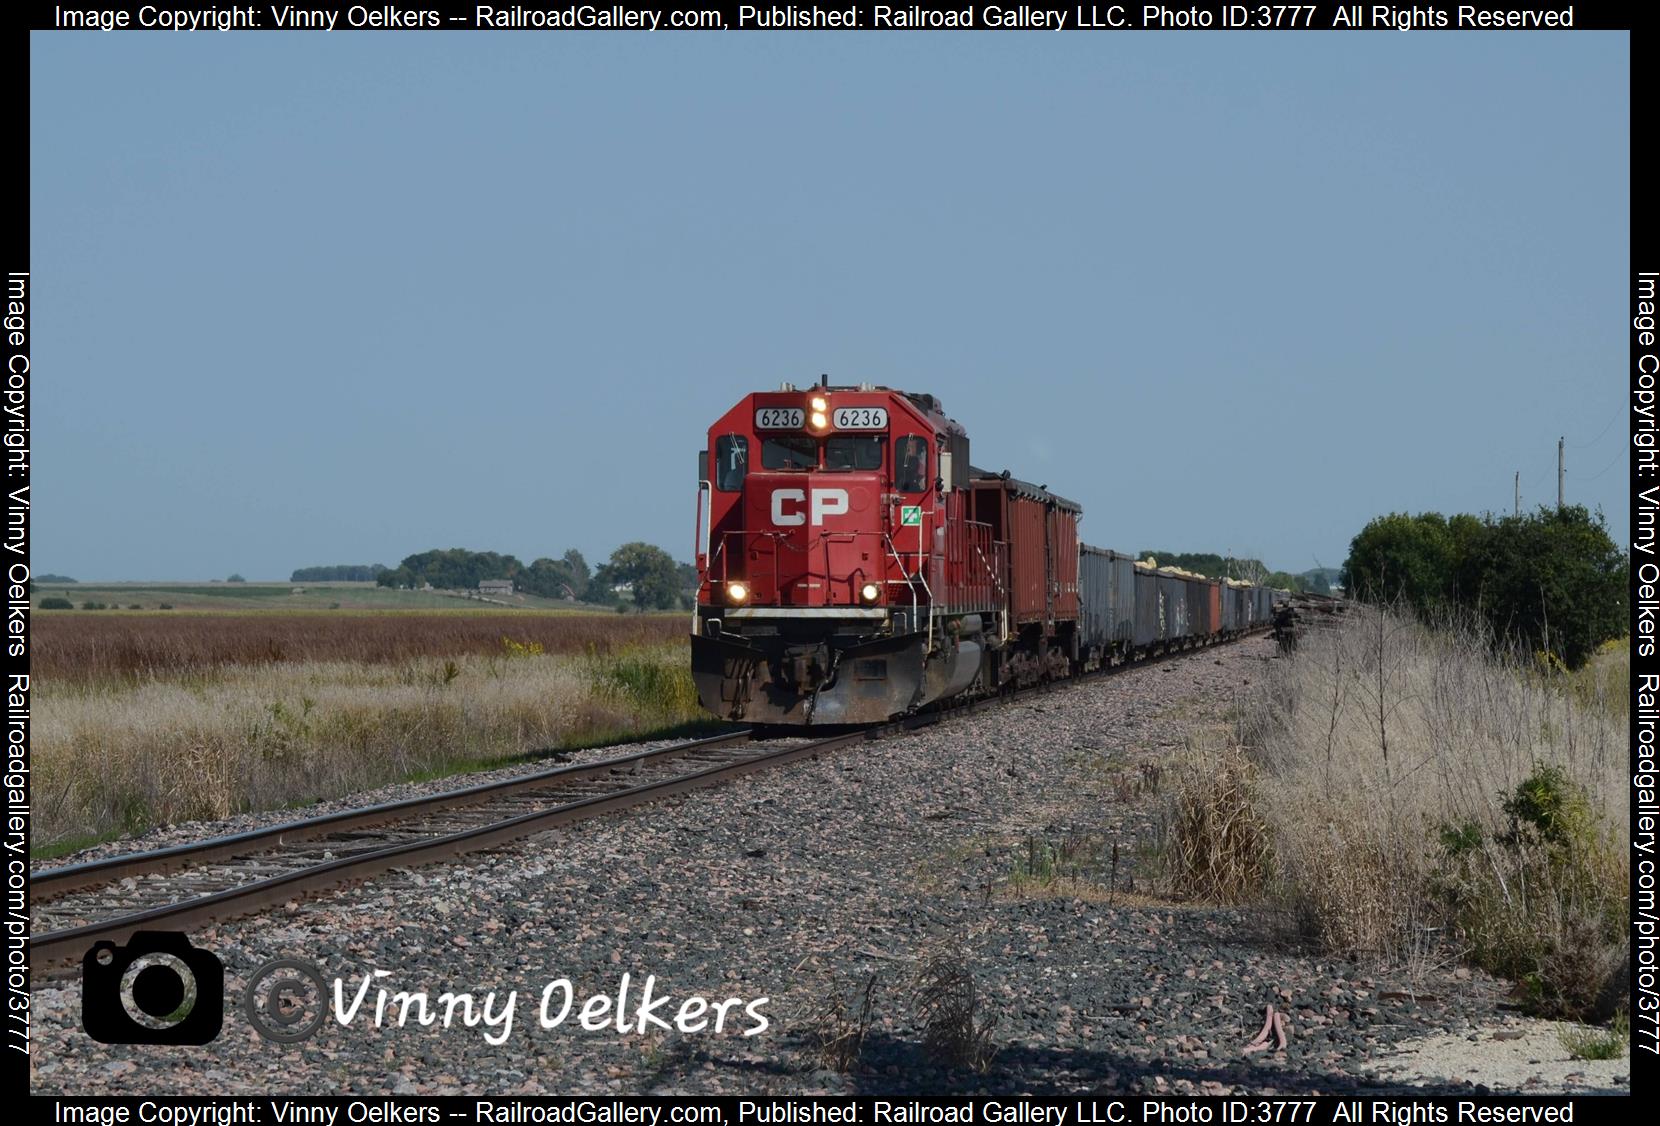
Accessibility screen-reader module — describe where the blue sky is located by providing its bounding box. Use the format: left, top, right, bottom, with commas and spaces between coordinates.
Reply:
31, 32, 1629, 581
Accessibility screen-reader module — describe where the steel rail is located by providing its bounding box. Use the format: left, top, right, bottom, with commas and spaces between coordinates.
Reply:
29, 730, 868, 972
32, 728, 755, 901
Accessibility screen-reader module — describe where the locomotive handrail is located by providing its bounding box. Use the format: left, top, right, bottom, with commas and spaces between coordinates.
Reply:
972, 541, 1007, 644
880, 533, 919, 642
886, 532, 933, 652
694, 480, 711, 632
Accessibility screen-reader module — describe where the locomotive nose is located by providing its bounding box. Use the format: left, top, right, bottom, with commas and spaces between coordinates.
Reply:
744, 470, 885, 607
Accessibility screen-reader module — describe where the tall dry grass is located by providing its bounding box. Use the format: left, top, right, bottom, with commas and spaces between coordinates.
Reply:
1172, 605, 1628, 1018
33, 612, 687, 685
1166, 734, 1269, 905
33, 641, 706, 852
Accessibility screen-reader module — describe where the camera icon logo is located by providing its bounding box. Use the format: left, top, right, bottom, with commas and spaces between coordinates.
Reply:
81, 931, 224, 1045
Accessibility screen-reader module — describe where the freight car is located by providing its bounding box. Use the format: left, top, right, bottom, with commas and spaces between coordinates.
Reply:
691, 380, 1282, 725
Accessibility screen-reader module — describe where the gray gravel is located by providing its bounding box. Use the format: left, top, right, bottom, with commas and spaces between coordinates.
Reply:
30, 639, 1601, 1095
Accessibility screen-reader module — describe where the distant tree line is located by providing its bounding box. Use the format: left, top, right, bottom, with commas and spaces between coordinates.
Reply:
291, 564, 389, 583
36, 573, 77, 584
1340, 505, 1626, 669
376, 544, 693, 612
377, 549, 526, 594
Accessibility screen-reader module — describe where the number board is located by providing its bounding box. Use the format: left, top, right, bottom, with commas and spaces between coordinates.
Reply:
754, 407, 805, 429
831, 406, 887, 430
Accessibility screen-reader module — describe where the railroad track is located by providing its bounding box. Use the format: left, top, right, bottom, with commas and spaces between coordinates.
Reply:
28, 729, 868, 974
28, 629, 1270, 976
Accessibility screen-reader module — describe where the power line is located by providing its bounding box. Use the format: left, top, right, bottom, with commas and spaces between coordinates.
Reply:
1570, 415, 1618, 448
1580, 449, 1625, 483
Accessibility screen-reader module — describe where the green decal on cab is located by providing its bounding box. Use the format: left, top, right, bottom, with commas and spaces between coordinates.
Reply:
900, 506, 922, 526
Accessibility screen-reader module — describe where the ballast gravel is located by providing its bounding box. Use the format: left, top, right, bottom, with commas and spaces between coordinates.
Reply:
27, 638, 1625, 1096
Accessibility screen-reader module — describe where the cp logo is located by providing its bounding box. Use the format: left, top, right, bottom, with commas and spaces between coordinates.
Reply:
771, 488, 848, 527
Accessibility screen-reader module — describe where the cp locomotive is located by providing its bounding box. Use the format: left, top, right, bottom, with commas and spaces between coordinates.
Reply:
691, 380, 1279, 725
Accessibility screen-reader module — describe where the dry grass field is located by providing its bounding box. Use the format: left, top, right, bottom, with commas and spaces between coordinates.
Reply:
34, 610, 687, 684
32, 611, 708, 855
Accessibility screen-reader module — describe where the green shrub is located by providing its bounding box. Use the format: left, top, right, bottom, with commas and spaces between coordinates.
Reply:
1502, 763, 1594, 849
1433, 764, 1626, 1019
1559, 1011, 1628, 1060
587, 648, 701, 717
40, 597, 74, 610
1438, 820, 1483, 856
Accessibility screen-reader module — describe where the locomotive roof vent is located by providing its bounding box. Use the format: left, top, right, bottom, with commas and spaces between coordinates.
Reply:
858, 382, 875, 391
778, 381, 797, 391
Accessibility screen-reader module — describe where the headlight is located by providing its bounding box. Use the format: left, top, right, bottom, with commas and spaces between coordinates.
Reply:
860, 582, 881, 603
726, 581, 748, 603
809, 411, 828, 430
810, 395, 828, 412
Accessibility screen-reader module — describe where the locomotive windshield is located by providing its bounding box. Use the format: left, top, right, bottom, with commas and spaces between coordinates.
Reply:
825, 436, 883, 471
762, 436, 817, 470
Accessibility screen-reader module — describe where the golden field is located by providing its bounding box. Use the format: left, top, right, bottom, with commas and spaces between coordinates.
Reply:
31, 611, 708, 854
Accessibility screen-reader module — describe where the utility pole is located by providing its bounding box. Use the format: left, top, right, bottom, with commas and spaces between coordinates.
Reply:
1558, 436, 1565, 510
1514, 471, 1520, 517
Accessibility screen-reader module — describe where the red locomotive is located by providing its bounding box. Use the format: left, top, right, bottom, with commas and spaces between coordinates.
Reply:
692, 379, 1280, 725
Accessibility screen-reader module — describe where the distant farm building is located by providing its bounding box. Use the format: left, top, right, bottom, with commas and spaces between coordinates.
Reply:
478, 580, 514, 596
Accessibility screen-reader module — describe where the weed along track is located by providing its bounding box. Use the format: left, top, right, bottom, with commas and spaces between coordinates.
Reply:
29, 628, 1271, 979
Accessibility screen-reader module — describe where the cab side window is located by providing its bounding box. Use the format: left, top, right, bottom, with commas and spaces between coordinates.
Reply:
715, 435, 748, 491
896, 436, 929, 493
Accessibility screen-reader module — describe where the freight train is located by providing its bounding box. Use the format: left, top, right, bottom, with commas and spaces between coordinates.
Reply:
691, 380, 1282, 725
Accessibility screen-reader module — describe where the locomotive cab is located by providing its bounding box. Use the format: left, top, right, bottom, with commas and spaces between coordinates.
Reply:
692, 381, 999, 724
